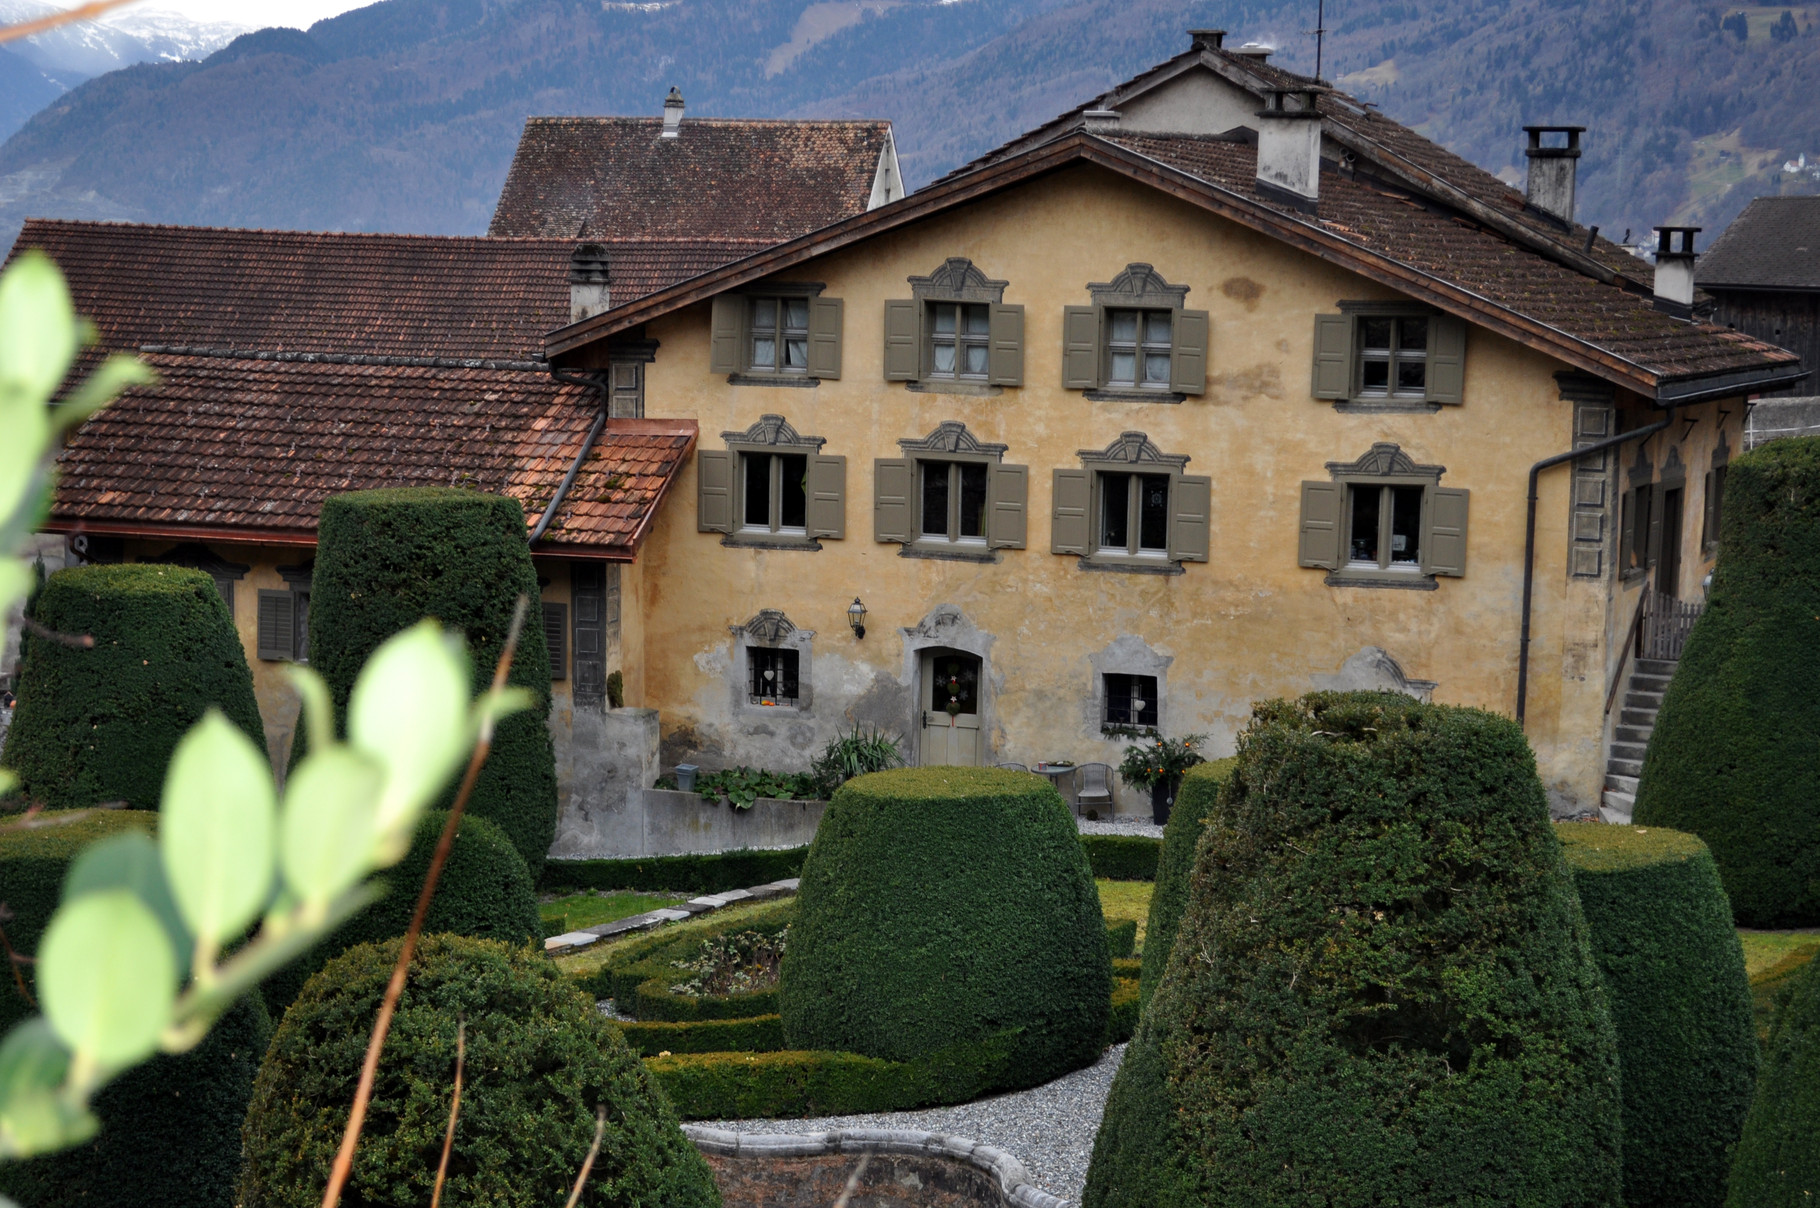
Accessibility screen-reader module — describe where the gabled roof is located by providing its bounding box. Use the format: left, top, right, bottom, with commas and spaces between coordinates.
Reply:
10, 220, 761, 365
1697, 196, 1820, 291
548, 131, 1800, 400
46, 354, 695, 559
488, 117, 895, 241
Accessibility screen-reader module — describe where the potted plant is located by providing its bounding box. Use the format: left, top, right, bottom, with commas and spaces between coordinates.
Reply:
1116, 733, 1207, 824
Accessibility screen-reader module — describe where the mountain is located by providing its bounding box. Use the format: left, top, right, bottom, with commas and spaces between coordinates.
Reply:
0, 0, 1815, 250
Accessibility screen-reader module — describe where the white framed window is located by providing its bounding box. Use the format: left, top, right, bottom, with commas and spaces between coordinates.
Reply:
1098, 472, 1172, 558
749, 296, 810, 374
1104, 308, 1174, 390
1356, 315, 1429, 399
1346, 483, 1426, 570
928, 301, 992, 380
920, 459, 990, 544
740, 451, 809, 535
1298, 443, 1469, 585
1103, 672, 1159, 728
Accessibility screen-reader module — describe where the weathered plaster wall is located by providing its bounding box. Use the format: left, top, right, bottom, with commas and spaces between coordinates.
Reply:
617, 163, 1681, 814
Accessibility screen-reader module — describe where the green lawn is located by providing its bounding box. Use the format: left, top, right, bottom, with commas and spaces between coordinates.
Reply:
540, 889, 681, 935
553, 897, 791, 979
1739, 928, 1820, 978
1098, 878, 1154, 953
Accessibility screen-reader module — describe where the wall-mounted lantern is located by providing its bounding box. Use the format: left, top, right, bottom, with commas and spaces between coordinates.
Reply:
847, 597, 867, 640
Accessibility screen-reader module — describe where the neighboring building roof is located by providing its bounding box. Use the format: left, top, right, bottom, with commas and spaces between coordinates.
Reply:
9, 220, 761, 365
551, 131, 1801, 400
488, 116, 895, 241
45, 354, 695, 558
1697, 196, 1820, 291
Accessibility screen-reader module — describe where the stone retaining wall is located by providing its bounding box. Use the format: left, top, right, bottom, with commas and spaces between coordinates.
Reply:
685, 1127, 1067, 1208
550, 786, 826, 859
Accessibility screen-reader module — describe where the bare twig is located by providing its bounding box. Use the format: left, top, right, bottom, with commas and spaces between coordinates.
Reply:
20, 616, 93, 649
0, 909, 34, 1009
562, 1106, 607, 1208
429, 1020, 465, 1208
831, 1150, 873, 1208
0, 0, 139, 45
319, 596, 530, 1208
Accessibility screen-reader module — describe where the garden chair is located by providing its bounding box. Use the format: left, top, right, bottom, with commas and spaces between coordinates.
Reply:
1074, 762, 1114, 816
995, 761, 1028, 772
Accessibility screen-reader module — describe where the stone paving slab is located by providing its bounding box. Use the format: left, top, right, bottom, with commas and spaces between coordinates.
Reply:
544, 882, 797, 952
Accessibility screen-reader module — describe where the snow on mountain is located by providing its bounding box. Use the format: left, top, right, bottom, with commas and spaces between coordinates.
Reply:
0, 1, 247, 78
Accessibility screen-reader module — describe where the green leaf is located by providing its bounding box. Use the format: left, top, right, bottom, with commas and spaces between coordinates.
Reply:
159, 710, 277, 946
0, 1019, 69, 1101
38, 889, 177, 1071
54, 353, 155, 433
63, 831, 192, 972
347, 622, 470, 856
0, 393, 47, 539
280, 748, 383, 909
0, 252, 79, 401
0, 1019, 95, 1160
285, 664, 336, 757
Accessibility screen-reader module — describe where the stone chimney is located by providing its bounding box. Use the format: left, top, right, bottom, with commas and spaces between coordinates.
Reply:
1082, 108, 1120, 134
1652, 226, 1700, 316
1523, 125, 1583, 222
1255, 88, 1322, 211
661, 86, 684, 138
570, 243, 610, 323
1188, 28, 1226, 51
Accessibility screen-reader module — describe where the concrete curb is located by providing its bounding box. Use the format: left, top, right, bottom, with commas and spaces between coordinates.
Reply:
543, 878, 800, 952
683, 1124, 1071, 1208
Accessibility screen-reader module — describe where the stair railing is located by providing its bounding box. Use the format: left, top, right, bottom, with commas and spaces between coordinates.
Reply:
1604, 583, 1651, 719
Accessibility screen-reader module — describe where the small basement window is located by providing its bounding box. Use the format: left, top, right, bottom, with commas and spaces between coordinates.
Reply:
748, 647, 800, 707
1104, 673, 1159, 729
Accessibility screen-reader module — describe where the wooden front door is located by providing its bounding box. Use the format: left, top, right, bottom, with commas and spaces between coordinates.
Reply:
919, 649, 984, 766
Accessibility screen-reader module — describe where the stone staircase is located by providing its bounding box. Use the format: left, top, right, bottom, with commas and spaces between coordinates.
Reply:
1601, 656, 1677, 823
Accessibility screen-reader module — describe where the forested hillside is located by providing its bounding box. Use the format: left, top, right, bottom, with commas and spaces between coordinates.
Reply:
0, 0, 1812, 247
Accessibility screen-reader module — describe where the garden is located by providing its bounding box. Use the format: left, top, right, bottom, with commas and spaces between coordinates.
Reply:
0, 249, 1816, 1207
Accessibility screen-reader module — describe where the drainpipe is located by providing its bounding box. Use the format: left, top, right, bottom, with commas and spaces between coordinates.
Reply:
1516, 403, 1681, 727
531, 366, 608, 546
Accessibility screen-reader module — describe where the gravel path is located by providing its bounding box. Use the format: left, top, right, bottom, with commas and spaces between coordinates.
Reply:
702, 1042, 1127, 1205
1077, 817, 1163, 839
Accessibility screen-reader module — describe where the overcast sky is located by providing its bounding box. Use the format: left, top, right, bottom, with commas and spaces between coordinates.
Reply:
62, 0, 372, 29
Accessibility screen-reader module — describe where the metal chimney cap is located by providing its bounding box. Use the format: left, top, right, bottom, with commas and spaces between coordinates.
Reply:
663, 86, 684, 108
1233, 42, 1273, 60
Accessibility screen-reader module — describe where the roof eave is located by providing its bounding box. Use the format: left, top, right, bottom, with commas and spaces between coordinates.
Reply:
1653, 363, 1810, 405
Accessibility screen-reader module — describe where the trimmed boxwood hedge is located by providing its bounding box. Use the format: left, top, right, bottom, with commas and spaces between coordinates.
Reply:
0, 992, 270, 1208
0, 809, 153, 1032
1139, 757, 1236, 1007
779, 767, 1110, 1090
1634, 436, 1820, 926
240, 934, 718, 1208
1, 564, 265, 812
617, 1014, 787, 1057
1085, 693, 1622, 1208
1727, 954, 1820, 1206
1082, 834, 1160, 880
1558, 822, 1758, 1208
586, 901, 797, 1019
543, 847, 807, 895
1105, 918, 1137, 958
261, 808, 540, 1009
307, 488, 556, 876
1751, 944, 1819, 1044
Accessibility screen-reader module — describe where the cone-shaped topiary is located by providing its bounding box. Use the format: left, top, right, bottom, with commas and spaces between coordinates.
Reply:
1, 564, 265, 811
1558, 823, 1758, 1208
0, 992, 270, 1208
1633, 436, 1820, 925
1085, 692, 1623, 1208
306, 487, 556, 875
778, 766, 1110, 1093
1727, 952, 1820, 1206
1139, 757, 1235, 1008
240, 934, 719, 1208
260, 809, 540, 1010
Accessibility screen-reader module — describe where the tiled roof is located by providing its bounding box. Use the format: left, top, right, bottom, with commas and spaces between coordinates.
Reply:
488, 117, 890, 241
48, 354, 695, 555
1104, 133, 1793, 383
1697, 196, 1820, 290
9, 220, 760, 364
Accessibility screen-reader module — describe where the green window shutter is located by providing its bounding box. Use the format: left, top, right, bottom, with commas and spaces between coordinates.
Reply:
697, 449, 733, 533
542, 602, 567, 680
710, 295, 743, 375
1297, 481, 1343, 569
808, 296, 843, 379
1062, 305, 1100, 390
989, 463, 1028, 549
883, 299, 919, 381
1422, 486, 1470, 577
1052, 468, 1091, 555
1170, 309, 1210, 395
874, 458, 913, 542
1644, 482, 1663, 569
1426, 315, 1466, 404
1311, 313, 1352, 399
807, 454, 846, 540
1168, 473, 1211, 562
988, 303, 1025, 387
256, 589, 294, 661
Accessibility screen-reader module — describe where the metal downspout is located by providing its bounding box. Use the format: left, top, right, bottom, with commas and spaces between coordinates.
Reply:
1515, 403, 1682, 727
531, 367, 608, 546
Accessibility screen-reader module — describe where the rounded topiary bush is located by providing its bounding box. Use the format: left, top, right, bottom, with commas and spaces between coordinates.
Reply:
1, 564, 265, 811
778, 766, 1110, 1091
1139, 756, 1235, 1008
240, 934, 719, 1208
307, 487, 556, 876
1085, 692, 1622, 1208
1633, 435, 1820, 925
0, 992, 270, 1208
1558, 823, 1758, 1208
1727, 953, 1820, 1206
261, 808, 540, 1010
